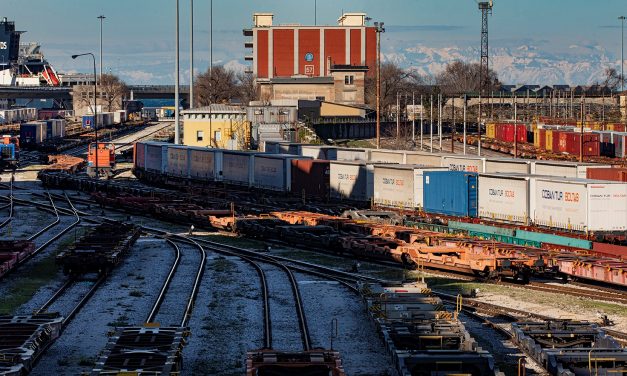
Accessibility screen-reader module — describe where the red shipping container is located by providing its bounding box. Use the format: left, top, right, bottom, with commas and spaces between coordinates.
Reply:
551, 130, 561, 152
591, 242, 627, 259
538, 129, 546, 149
516, 124, 527, 143
586, 167, 627, 182
558, 131, 569, 153
291, 159, 330, 198
566, 133, 600, 156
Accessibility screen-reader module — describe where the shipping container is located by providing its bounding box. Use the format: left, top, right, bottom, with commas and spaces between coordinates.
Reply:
253, 154, 311, 191
222, 150, 257, 186
291, 159, 330, 198
329, 161, 375, 201
335, 147, 369, 161
278, 142, 300, 155
423, 171, 478, 217
101, 112, 114, 127
484, 158, 531, 174
19, 122, 46, 144
368, 150, 405, 164
486, 123, 496, 139
531, 177, 627, 232
495, 123, 527, 143
166, 146, 190, 178
262, 140, 280, 153
478, 174, 529, 224
299, 145, 337, 160
531, 161, 611, 178
564, 132, 600, 156
404, 152, 444, 167
586, 167, 627, 182
441, 155, 486, 173
188, 147, 223, 181
557, 131, 568, 152
545, 129, 554, 151
82, 114, 104, 129
114, 110, 127, 124
144, 142, 169, 172
134, 142, 146, 169
373, 164, 446, 209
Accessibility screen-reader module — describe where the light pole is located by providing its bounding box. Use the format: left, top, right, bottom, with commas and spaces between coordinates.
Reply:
175, 0, 180, 144
374, 21, 385, 149
72, 53, 98, 177
620, 16, 625, 92
97, 15, 105, 81
190, 0, 194, 109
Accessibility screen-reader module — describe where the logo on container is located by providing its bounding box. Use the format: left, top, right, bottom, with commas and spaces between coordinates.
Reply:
449, 164, 478, 172
541, 189, 579, 202
489, 188, 515, 197
338, 173, 356, 181
382, 178, 404, 186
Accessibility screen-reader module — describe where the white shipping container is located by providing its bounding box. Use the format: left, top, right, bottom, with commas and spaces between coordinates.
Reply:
114, 110, 127, 123
134, 142, 146, 169
188, 147, 222, 181
478, 174, 529, 224
329, 161, 374, 201
531, 161, 611, 178
531, 178, 627, 232
442, 155, 486, 173
222, 151, 256, 186
373, 165, 446, 209
368, 150, 405, 164
404, 152, 444, 167
144, 143, 168, 172
166, 146, 189, 177
335, 148, 369, 161
484, 158, 531, 174
299, 145, 337, 160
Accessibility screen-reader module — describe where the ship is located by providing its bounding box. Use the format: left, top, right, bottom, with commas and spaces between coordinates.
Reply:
0, 17, 61, 86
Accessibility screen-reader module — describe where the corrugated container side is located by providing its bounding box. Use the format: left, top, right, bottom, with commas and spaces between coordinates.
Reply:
545, 130, 553, 151
442, 156, 485, 173
478, 175, 529, 224
144, 143, 167, 172
373, 166, 415, 208
329, 162, 373, 201
587, 182, 627, 231
335, 148, 369, 161
405, 153, 443, 167
532, 178, 587, 231
484, 159, 531, 174
291, 159, 330, 198
299, 145, 327, 159
166, 146, 190, 177
222, 152, 255, 186
134, 142, 146, 169
369, 150, 405, 164
423, 171, 478, 217
586, 167, 627, 182
188, 147, 220, 181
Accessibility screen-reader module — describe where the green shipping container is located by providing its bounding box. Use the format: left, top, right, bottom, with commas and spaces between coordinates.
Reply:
515, 229, 592, 250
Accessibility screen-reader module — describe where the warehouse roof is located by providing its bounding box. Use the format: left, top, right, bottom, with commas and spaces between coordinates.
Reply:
182, 104, 246, 114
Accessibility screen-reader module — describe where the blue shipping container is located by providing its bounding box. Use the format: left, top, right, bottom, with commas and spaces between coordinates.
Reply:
82, 115, 94, 129
423, 171, 478, 217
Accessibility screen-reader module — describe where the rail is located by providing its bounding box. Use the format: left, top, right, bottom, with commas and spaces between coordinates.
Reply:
0, 176, 13, 230
145, 239, 181, 323
27, 192, 61, 240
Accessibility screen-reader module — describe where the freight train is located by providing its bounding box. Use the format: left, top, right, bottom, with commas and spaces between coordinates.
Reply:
133, 141, 627, 235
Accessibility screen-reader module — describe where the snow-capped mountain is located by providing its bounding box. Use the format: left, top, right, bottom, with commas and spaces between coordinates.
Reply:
386, 44, 620, 85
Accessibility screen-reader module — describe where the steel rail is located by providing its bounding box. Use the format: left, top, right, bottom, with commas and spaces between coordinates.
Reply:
145, 239, 181, 323
27, 192, 61, 241
0, 178, 13, 229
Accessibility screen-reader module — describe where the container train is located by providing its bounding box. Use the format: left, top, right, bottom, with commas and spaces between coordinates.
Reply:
133, 141, 627, 235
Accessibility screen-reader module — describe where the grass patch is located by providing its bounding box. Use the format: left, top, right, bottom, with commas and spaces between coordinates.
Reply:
107, 314, 130, 327
77, 357, 94, 367
129, 290, 143, 297
344, 139, 374, 148
0, 252, 60, 314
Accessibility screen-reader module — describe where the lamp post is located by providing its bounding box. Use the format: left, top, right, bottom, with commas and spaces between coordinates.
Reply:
174, 0, 180, 144
189, 0, 194, 108
72, 53, 98, 177
374, 21, 385, 149
97, 15, 105, 81
620, 16, 625, 92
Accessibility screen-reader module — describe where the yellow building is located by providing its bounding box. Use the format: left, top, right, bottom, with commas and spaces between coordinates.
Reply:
182, 104, 251, 149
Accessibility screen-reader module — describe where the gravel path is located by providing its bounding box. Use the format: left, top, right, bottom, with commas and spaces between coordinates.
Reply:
183, 254, 261, 375
30, 237, 174, 375
297, 273, 394, 376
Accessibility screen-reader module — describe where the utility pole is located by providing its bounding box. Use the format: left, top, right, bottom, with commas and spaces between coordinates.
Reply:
174, 0, 180, 144
420, 94, 423, 150
189, 0, 194, 109
438, 94, 442, 151
478, 1, 493, 95
580, 99, 584, 162
98, 15, 105, 82
451, 96, 455, 153
374, 22, 385, 149
514, 95, 518, 158
620, 16, 625, 92
396, 92, 400, 144
463, 94, 467, 155
412, 92, 415, 142
430, 94, 433, 153
478, 94, 482, 156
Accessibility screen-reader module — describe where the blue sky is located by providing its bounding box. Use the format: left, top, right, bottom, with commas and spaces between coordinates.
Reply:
5, 0, 627, 84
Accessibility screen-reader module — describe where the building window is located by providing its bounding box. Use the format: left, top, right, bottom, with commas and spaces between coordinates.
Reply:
344, 75, 354, 85
196, 130, 204, 142
214, 130, 221, 141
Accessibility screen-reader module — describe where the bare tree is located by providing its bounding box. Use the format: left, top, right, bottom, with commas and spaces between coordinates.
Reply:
437, 60, 499, 94
194, 65, 240, 106
237, 71, 258, 105
602, 67, 624, 91
99, 74, 129, 112
365, 62, 424, 114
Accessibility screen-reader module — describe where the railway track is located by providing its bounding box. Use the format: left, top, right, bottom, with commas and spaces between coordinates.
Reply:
0, 177, 13, 230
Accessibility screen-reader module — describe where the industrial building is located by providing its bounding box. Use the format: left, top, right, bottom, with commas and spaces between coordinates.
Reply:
181, 104, 250, 149
243, 12, 376, 105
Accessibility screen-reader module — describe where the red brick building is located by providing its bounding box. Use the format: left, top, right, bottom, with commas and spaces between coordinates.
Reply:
243, 13, 376, 105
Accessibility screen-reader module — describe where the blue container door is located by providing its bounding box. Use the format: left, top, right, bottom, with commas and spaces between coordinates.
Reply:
467, 174, 478, 217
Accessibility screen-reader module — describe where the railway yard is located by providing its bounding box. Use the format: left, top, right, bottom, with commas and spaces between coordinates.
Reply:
0, 128, 626, 376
